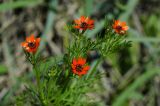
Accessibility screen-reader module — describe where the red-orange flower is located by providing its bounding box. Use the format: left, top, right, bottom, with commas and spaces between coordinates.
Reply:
74, 16, 94, 30
21, 34, 40, 53
71, 57, 90, 77
112, 20, 129, 34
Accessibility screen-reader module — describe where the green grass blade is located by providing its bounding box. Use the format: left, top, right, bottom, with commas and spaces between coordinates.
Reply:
0, 64, 8, 75
119, 0, 139, 21
0, 0, 43, 12
113, 67, 160, 106
84, 0, 94, 16
126, 37, 160, 43
40, 0, 57, 50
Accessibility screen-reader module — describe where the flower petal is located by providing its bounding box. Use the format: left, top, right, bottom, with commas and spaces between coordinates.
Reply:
80, 16, 86, 22
87, 20, 94, 25
122, 26, 129, 31
83, 66, 90, 72
26, 34, 35, 42
72, 58, 77, 65
74, 19, 81, 25
115, 20, 120, 25
71, 64, 76, 69
36, 38, 40, 46
78, 58, 86, 65
121, 22, 126, 26
74, 25, 81, 29
79, 71, 87, 75
21, 42, 28, 48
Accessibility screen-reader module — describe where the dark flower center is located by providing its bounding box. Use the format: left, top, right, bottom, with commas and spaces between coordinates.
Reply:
76, 65, 83, 72
80, 22, 88, 28
28, 42, 36, 49
116, 25, 122, 30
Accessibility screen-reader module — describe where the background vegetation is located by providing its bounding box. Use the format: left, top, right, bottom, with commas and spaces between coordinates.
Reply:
0, 0, 160, 106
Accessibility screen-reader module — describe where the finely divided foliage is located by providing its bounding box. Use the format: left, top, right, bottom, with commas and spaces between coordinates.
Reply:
19, 17, 130, 106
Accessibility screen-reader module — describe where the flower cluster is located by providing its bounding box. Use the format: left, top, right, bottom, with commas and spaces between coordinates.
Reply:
21, 16, 129, 77
19, 16, 130, 106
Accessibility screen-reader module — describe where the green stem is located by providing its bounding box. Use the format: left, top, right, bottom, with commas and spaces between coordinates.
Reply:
61, 77, 71, 93
32, 55, 45, 106
81, 30, 86, 34
34, 65, 41, 93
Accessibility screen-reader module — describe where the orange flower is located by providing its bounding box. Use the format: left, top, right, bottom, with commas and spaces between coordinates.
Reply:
112, 20, 129, 34
71, 57, 90, 77
21, 34, 40, 53
74, 16, 94, 30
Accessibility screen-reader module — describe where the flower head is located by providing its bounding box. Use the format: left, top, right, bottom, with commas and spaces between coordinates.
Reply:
112, 20, 129, 34
74, 16, 94, 30
21, 34, 40, 53
71, 57, 90, 77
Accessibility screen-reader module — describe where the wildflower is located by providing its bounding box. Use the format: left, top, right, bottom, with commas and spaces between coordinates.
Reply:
71, 57, 90, 77
74, 16, 94, 30
21, 34, 40, 53
112, 20, 129, 34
